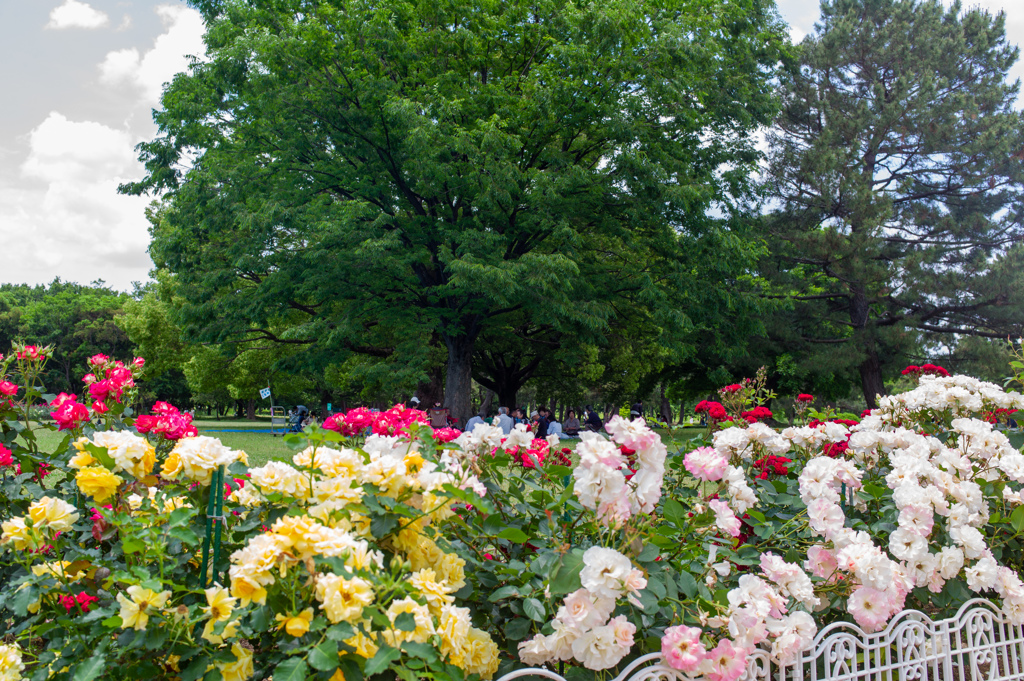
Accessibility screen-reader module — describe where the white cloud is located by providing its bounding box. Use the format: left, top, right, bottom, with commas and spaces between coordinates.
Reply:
45, 0, 109, 30
99, 5, 206, 106
0, 113, 153, 288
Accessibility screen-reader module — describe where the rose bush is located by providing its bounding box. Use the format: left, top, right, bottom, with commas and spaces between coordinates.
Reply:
1, 345, 498, 680
4, 339, 1024, 681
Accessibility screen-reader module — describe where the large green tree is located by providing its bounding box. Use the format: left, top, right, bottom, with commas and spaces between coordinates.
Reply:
125, 0, 786, 420
765, 0, 1024, 406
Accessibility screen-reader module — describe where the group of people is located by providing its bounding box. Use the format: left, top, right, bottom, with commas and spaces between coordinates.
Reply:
458, 404, 606, 439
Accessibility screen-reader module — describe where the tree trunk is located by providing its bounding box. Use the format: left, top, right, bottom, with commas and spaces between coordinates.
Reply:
415, 364, 444, 408
480, 389, 494, 416
246, 398, 256, 421
660, 384, 672, 424
859, 349, 886, 409
497, 385, 518, 410
443, 333, 476, 424
850, 286, 886, 408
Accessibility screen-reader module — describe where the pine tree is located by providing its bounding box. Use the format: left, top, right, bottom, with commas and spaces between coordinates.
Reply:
766, 0, 1024, 406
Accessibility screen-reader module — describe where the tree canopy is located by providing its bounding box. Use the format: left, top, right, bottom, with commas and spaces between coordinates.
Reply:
764, 0, 1024, 406
124, 0, 788, 420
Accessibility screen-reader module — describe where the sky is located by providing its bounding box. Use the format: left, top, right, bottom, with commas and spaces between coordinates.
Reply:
0, 0, 1021, 292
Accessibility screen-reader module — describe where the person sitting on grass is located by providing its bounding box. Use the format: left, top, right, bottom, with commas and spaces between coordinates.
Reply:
564, 409, 581, 436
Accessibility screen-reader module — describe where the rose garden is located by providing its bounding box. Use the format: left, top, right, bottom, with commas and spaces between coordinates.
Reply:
4, 0, 1024, 678
4, 344, 1024, 680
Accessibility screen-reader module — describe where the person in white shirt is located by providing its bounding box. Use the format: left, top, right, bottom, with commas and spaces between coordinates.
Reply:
496, 406, 513, 435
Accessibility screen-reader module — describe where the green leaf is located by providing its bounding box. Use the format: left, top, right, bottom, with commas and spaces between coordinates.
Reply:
663, 499, 686, 526
402, 641, 438, 663
497, 527, 530, 543
309, 640, 339, 671
274, 658, 309, 681
325, 622, 355, 641
179, 656, 209, 681
365, 645, 402, 676
488, 585, 520, 602
1011, 505, 1024, 533
481, 515, 506, 535
11, 585, 38, 616
394, 611, 417, 632
369, 514, 399, 538
122, 538, 145, 554
85, 443, 117, 470
677, 571, 698, 599
523, 597, 546, 622
504, 617, 532, 641
73, 653, 107, 681
548, 552, 584, 595
637, 543, 660, 562
167, 507, 192, 528
169, 526, 199, 546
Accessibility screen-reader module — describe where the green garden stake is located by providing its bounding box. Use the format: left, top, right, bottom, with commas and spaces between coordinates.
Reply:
199, 466, 226, 588
840, 482, 847, 512
212, 465, 225, 586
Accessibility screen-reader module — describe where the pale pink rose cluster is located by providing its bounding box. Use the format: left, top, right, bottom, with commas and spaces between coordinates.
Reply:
661, 626, 746, 681
572, 416, 667, 526
518, 547, 646, 670
668, 553, 819, 675
797, 381, 1024, 631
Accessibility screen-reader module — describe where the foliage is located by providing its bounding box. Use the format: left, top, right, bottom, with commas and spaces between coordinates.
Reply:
123, 0, 788, 421
1, 349, 501, 680
764, 0, 1024, 407
0, 281, 131, 396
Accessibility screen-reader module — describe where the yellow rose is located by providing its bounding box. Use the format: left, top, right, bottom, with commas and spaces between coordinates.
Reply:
343, 629, 378, 659
437, 604, 471, 659
271, 515, 323, 559
316, 574, 374, 624
27, 497, 79, 531
137, 443, 157, 478
202, 618, 239, 644
69, 439, 97, 469
31, 561, 83, 581
161, 448, 183, 479
436, 552, 467, 591
228, 573, 267, 607
75, 466, 124, 503
329, 670, 346, 681
203, 586, 236, 622
275, 608, 314, 637
115, 585, 170, 631
0, 642, 26, 679
216, 643, 254, 681
74, 464, 122, 501
1, 517, 32, 550
458, 627, 500, 679
403, 450, 426, 476
383, 598, 434, 646
408, 568, 454, 613
407, 536, 445, 571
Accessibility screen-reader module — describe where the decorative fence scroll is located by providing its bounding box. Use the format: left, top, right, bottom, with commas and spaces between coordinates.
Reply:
495, 599, 1024, 681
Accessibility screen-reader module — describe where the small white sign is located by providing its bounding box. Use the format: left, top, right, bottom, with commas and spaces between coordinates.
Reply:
260, 387, 271, 400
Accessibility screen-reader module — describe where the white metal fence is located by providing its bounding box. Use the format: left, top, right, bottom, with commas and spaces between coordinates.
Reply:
495, 599, 1024, 681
